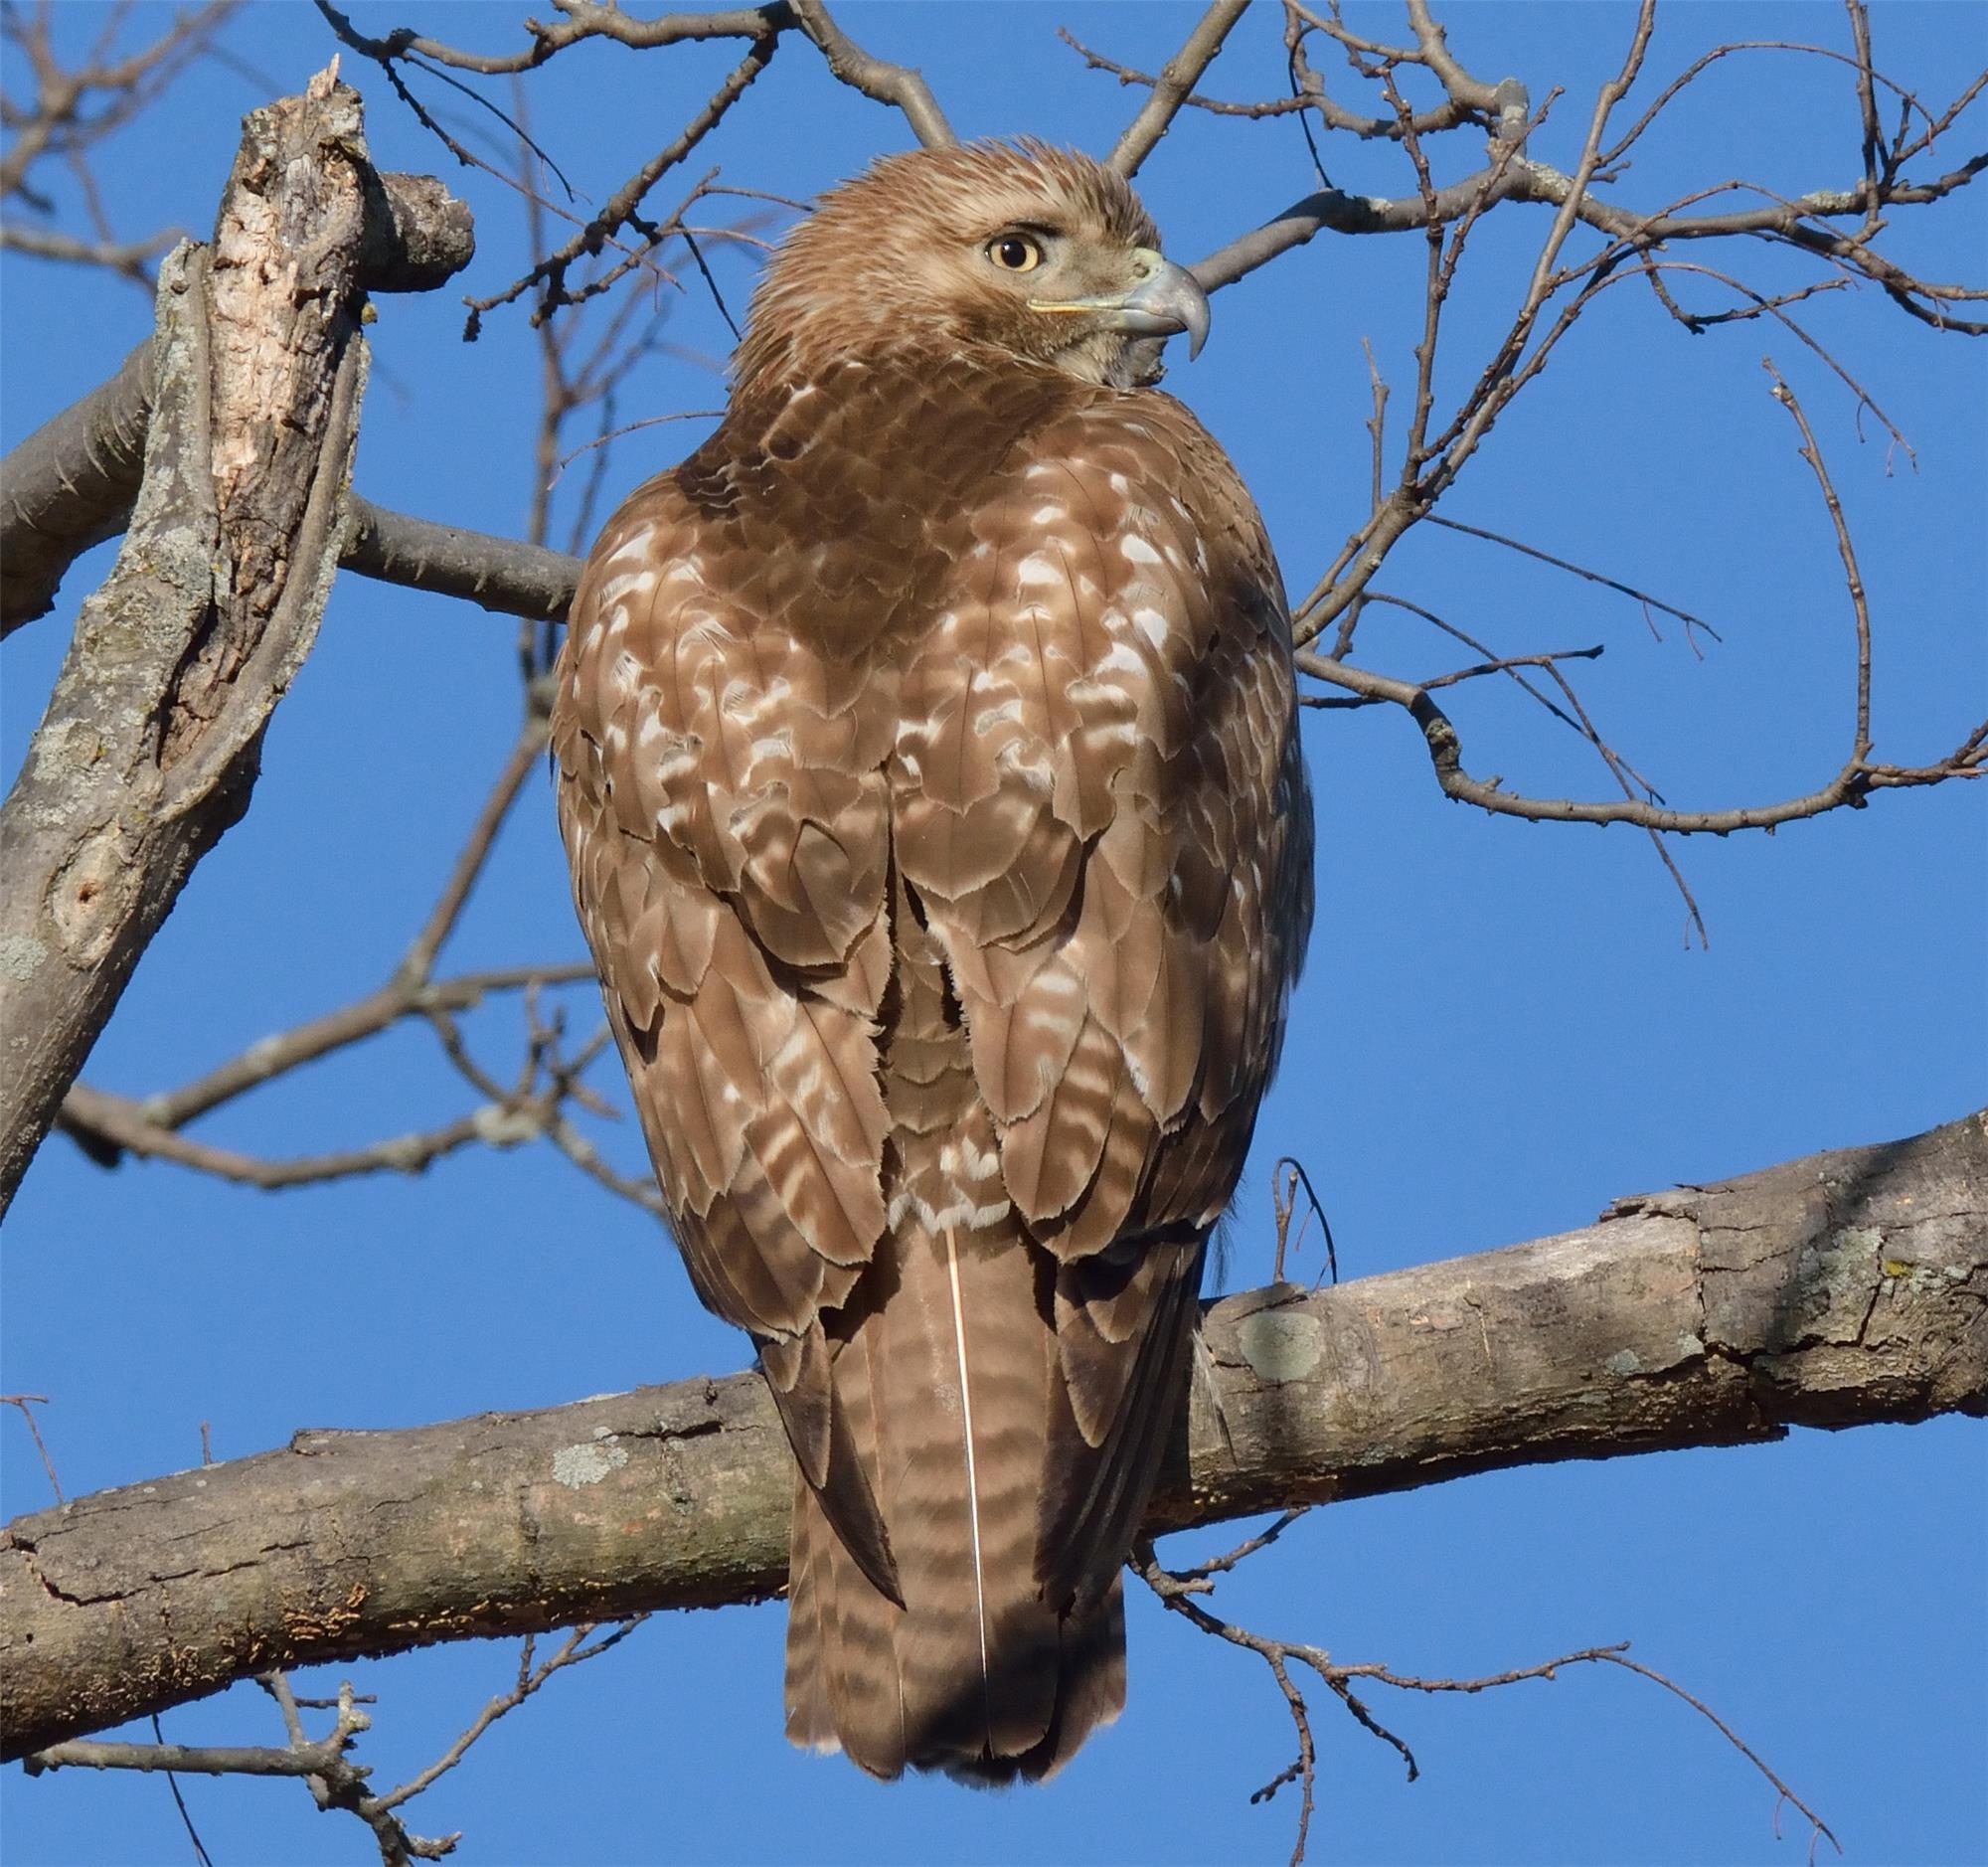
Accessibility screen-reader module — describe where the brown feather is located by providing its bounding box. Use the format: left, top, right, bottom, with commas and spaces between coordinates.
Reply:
553, 140, 1313, 1782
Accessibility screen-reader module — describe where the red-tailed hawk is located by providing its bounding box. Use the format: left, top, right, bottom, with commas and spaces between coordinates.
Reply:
553, 141, 1312, 1782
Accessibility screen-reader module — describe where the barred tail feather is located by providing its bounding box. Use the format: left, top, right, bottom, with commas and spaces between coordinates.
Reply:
780, 1210, 1136, 1782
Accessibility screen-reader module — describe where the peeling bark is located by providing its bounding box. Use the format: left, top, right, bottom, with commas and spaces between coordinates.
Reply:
4, 1111, 1979, 1762
0, 171, 473, 636
0, 74, 470, 1217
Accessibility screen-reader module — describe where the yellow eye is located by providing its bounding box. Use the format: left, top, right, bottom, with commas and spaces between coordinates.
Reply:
988, 234, 1043, 273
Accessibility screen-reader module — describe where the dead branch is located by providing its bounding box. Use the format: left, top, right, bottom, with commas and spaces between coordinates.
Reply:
1, 169, 474, 632
4, 1110, 1979, 1761
0, 72, 473, 1222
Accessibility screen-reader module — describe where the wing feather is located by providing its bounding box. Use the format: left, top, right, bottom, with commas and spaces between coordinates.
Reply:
557, 337, 1312, 1783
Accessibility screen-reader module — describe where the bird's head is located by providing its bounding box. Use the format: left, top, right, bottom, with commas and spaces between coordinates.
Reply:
738, 140, 1210, 391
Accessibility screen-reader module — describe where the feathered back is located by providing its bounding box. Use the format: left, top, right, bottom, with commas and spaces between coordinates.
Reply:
553, 140, 1311, 1782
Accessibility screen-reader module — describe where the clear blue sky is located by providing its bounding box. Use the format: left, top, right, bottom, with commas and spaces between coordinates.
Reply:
3, 4, 1983, 1863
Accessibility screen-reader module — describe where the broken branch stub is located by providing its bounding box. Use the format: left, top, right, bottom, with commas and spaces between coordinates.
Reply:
0, 68, 470, 1217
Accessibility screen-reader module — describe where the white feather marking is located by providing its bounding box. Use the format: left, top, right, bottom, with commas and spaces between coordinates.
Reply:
973, 698, 1023, 735
594, 569, 657, 609
1119, 536, 1164, 567
1015, 554, 1063, 588
942, 1228, 992, 1713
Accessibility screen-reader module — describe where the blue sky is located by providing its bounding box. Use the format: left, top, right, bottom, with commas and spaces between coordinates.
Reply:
3, 4, 1983, 1863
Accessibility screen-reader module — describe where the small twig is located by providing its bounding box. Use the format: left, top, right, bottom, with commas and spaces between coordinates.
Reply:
1763, 360, 1873, 767
460, 31, 768, 333
399, 717, 552, 984
1292, 646, 1977, 836
0, 1394, 63, 1502
1135, 1533, 1843, 1867
58, 1084, 536, 1190
150, 1714, 215, 1867
1269, 1158, 1336, 1285
1423, 515, 1722, 642
371, 1620, 647, 1814
58, 964, 594, 1139
1175, 1508, 1311, 1585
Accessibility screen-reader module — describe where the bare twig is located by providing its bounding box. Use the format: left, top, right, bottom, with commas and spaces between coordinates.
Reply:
0, 1394, 63, 1503
30, 1617, 639, 1865
0, 218, 174, 281
58, 1083, 537, 1191
1764, 361, 1873, 766
1422, 515, 1723, 643
1133, 1539, 1842, 1867
370, 1621, 647, 1815
1269, 1158, 1335, 1285
1106, 0, 1253, 176
461, 41, 770, 335
305, 0, 790, 80
399, 717, 551, 984
148, 1713, 215, 1867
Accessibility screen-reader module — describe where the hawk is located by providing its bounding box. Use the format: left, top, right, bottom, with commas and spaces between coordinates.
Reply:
553, 140, 1312, 1782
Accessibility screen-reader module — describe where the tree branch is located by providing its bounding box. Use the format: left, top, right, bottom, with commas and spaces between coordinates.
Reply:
5, 1111, 1980, 1761
785, 0, 953, 148
0, 169, 474, 633
0, 71, 475, 1221
1106, 0, 1252, 177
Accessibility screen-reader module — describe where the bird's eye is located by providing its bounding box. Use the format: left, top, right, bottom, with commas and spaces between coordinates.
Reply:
987, 234, 1043, 273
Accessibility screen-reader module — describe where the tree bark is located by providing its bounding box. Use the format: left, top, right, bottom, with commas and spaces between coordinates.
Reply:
0, 170, 473, 637
4, 1110, 1979, 1762
0, 73, 469, 1218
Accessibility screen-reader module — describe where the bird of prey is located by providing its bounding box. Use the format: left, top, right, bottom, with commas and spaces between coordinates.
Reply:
553, 140, 1312, 1782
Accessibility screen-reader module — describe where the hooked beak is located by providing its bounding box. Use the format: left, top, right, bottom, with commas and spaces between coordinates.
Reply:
1030, 248, 1212, 360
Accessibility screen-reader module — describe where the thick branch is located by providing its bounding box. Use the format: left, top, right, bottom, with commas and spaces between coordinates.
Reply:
0, 339, 152, 633
4, 1112, 1979, 1761
0, 168, 473, 631
0, 79, 470, 1220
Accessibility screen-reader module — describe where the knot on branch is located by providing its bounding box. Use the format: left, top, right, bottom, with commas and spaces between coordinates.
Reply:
357, 171, 475, 293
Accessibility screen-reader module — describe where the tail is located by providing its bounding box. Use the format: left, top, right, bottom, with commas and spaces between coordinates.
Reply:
780, 1213, 1131, 1782
774, 868, 1203, 1781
